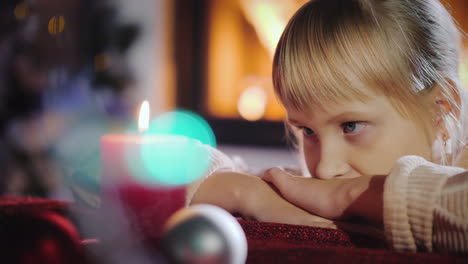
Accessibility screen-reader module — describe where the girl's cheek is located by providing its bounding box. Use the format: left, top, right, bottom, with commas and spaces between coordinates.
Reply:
303, 150, 318, 176
348, 125, 375, 145
303, 133, 319, 144
303, 140, 321, 167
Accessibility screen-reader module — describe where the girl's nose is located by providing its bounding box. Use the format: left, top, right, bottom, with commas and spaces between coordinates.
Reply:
314, 161, 351, 179
313, 144, 351, 180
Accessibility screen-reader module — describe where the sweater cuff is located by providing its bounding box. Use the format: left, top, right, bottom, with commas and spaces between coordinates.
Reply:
384, 155, 463, 252
407, 164, 463, 251
384, 155, 425, 252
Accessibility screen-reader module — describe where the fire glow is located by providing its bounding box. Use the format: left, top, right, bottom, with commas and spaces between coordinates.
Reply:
207, 0, 306, 121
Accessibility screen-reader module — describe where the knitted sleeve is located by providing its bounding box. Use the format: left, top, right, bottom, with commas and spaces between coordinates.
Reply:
185, 145, 247, 206
383, 155, 468, 253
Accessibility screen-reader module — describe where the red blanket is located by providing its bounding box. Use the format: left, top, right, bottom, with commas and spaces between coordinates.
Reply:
1, 196, 467, 264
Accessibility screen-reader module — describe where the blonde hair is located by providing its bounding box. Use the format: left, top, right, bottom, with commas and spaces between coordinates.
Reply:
273, 0, 464, 165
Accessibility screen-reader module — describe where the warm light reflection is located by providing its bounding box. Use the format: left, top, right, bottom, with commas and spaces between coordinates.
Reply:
240, 3, 285, 57
238, 86, 268, 121
460, 55, 468, 89
207, 1, 304, 121
240, 0, 307, 58
138, 100, 150, 132
14, 2, 29, 20
48, 16, 66, 35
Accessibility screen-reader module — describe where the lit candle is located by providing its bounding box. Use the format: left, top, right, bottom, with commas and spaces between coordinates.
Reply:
101, 101, 187, 240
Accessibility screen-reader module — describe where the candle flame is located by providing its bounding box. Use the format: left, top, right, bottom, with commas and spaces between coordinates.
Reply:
138, 100, 150, 132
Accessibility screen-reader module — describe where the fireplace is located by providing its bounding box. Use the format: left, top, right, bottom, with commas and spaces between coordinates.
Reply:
173, 0, 306, 146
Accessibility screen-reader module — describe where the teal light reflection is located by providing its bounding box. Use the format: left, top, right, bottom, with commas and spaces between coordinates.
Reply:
137, 110, 216, 186
146, 110, 216, 147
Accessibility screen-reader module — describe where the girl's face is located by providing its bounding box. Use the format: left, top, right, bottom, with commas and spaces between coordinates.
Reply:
286, 95, 433, 179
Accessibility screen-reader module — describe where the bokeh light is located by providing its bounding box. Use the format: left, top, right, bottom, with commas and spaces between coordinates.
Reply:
146, 110, 216, 147
238, 86, 267, 121
48, 16, 66, 35
55, 113, 108, 202
14, 2, 30, 20
135, 110, 216, 186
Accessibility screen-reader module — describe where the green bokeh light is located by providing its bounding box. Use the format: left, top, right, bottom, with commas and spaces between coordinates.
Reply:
146, 110, 216, 147
136, 110, 216, 186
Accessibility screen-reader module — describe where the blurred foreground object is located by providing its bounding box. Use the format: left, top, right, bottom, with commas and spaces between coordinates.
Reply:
0, 0, 138, 197
161, 204, 248, 264
0, 211, 88, 264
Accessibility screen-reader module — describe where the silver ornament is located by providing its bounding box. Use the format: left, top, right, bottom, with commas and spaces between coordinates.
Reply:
160, 204, 247, 264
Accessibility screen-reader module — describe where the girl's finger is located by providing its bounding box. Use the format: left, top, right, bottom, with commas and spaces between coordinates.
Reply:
262, 168, 337, 219
262, 167, 299, 198
261, 167, 288, 183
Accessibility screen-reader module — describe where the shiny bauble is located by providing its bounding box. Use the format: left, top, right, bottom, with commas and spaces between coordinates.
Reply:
160, 204, 247, 264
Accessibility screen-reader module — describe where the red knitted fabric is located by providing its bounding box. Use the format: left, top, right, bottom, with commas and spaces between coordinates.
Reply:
0, 196, 68, 215
1, 196, 467, 264
238, 220, 467, 264
240, 220, 355, 248
245, 246, 468, 264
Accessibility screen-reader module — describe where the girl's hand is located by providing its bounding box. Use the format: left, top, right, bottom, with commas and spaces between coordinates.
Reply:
191, 171, 336, 229
261, 168, 386, 224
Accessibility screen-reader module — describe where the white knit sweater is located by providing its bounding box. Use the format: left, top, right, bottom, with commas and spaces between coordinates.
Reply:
384, 155, 468, 253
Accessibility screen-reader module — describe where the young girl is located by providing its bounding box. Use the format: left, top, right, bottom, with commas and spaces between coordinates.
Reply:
188, 0, 468, 254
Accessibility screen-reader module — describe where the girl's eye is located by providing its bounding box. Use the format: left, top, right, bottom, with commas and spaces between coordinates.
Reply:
342, 122, 364, 134
301, 127, 315, 136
